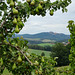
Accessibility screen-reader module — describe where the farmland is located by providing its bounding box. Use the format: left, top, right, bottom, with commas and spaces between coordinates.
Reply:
54, 66, 71, 75
28, 49, 51, 57
38, 43, 55, 47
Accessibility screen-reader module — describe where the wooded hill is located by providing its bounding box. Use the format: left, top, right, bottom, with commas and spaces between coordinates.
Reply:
14, 32, 70, 43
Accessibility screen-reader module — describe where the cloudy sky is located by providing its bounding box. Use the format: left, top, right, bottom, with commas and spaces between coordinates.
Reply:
19, 0, 75, 35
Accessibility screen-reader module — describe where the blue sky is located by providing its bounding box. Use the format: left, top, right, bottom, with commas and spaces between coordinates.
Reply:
19, 0, 75, 35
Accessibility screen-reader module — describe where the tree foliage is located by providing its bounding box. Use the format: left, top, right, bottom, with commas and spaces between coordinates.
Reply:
41, 52, 45, 56
28, 44, 52, 51
51, 43, 70, 66
67, 20, 75, 74
0, 0, 73, 75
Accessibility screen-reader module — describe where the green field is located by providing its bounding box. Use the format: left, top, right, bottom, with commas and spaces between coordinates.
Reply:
54, 66, 71, 75
55, 66, 69, 71
28, 49, 51, 57
24, 38, 41, 41
24, 38, 55, 42
38, 43, 55, 47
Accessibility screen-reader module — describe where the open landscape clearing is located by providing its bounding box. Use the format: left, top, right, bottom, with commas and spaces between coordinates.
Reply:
38, 43, 55, 47
28, 49, 51, 57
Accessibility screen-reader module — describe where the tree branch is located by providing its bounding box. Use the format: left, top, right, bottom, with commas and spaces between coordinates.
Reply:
6, 43, 33, 65
0, 14, 10, 28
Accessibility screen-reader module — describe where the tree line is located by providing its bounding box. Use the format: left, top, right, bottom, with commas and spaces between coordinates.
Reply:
28, 44, 52, 51
28, 43, 71, 66
51, 43, 71, 66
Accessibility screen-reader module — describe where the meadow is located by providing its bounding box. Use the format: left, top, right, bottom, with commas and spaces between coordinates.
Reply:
38, 43, 55, 47
28, 49, 51, 57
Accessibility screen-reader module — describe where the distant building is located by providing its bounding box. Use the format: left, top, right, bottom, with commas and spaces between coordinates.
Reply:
62, 42, 70, 46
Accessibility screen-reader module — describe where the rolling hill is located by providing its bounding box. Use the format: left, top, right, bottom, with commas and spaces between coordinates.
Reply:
15, 32, 70, 42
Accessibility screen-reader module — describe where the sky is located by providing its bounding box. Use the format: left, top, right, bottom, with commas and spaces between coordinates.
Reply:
19, 0, 75, 35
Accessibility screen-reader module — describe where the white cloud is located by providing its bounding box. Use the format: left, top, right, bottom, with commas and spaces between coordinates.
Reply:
19, 0, 75, 35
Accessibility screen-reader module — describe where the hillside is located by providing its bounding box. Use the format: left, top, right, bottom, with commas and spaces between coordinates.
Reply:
15, 32, 70, 42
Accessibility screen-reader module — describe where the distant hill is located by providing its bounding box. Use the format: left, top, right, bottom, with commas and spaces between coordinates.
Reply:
14, 32, 70, 43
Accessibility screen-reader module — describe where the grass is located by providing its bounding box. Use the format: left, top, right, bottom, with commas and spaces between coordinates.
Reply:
38, 43, 55, 47
28, 49, 51, 57
24, 38, 41, 41
55, 66, 69, 71
54, 66, 71, 75
24, 38, 55, 43
42, 39, 55, 43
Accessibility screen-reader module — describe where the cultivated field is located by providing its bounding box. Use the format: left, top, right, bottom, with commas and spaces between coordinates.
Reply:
28, 49, 51, 57
38, 43, 55, 47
